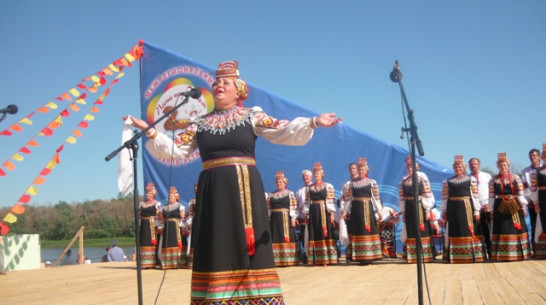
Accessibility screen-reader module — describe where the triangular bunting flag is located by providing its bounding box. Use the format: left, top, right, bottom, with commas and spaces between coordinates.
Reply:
26, 186, 38, 196
19, 194, 31, 203
3, 213, 17, 224
11, 204, 26, 215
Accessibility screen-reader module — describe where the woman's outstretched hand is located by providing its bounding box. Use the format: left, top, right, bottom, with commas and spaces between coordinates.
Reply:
316, 113, 342, 128
122, 114, 149, 131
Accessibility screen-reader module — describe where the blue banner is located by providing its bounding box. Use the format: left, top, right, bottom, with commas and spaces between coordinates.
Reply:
139, 41, 454, 250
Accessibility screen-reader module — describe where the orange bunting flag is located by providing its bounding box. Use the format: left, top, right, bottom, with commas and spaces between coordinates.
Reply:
3, 160, 15, 170
102, 67, 114, 76
37, 106, 50, 113
47, 116, 63, 129
19, 147, 31, 154
69, 104, 80, 111
61, 92, 72, 101
104, 87, 111, 96
0, 130, 12, 136
27, 139, 39, 147
26, 186, 38, 196
90, 106, 99, 113
40, 168, 52, 176
19, 194, 31, 204
11, 204, 26, 215
45, 101, 58, 109
73, 129, 82, 138
66, 136, 77, 144
60, 109, 70, 117
3, 213, 17, 224
11, 153, 24, 162
40, 127, 53, 136
10, 124, 23, 132
33, 176, 46, 185
88, 85, 98, 93
20, 117, 33, 125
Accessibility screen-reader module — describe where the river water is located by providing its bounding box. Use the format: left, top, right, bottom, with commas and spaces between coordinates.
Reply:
41, 246, 136, 264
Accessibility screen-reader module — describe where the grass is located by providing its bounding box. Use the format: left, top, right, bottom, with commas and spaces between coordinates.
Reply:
41, 237, 136, 248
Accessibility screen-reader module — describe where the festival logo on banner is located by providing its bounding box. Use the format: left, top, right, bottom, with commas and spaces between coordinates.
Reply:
143, 68, 215, 166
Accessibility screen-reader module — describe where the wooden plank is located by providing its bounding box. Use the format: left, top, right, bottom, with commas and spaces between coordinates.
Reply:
2, 260, 546, 305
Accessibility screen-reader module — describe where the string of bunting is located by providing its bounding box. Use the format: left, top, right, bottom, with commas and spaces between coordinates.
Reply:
0, 41, 144, 234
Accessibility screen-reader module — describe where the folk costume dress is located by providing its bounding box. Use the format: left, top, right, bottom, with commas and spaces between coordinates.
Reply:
440, 175, 487, 263
158, 201, 185, 269
145, 105, 317, 305
488, 173, 531, 261
398, 171, 436, 263
342, 177, 383, 263
302, 181, 339, 265
529, 165, 546, 259
267, 189, 299, 266
139, 199, 160, 268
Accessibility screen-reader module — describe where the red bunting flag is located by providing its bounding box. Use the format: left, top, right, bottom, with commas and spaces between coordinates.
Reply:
0, 130, 12, 136
19, 194, 31, 203
78, 121, 89, 128
60, 109, 70, 117
40, 127, 53, 136
19, 147, 31, 154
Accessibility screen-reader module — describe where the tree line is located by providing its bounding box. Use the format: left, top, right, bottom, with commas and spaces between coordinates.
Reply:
1, 193, 137, 240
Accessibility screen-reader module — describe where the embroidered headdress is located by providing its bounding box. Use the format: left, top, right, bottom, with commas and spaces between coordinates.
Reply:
169, 186, 180, 201
453, 155, 465, 166
275, 170, 288, 184
496, 152, 510, 165
358, 157, 368, 168
215, 60, 249, 105
313, 162, 325, 178
145, 182, 157, 196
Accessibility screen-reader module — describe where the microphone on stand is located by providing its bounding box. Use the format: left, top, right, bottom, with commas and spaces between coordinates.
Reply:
179, 88, 202, 99
0, 104, 18, 115
390, 60, 402, 83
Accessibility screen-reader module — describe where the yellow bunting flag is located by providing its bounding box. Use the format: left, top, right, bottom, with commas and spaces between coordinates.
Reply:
83, 114, 95, 121
115, 72, 125, 79
75, 98, 86, 105
46, 159, 58, 169
20, 118, 33, 125
26, 186, 38, 196
125, 53, 136, 62
11, 153, 24, 162
66, 136, 77, 144
45, 101, 58, 109
69, 88, 80, 97
108, 64, 119, 72
3, 213, 17, 224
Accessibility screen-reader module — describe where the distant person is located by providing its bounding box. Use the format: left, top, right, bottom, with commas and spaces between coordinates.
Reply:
521, 148, 542, 257
529, 143, 546, 260
488, 152, 531, 261
468, 157, 493, 259
102, 247, 111, 262
45, 261, 52, 268
60, 249, 75, 266
107, 240, 126, 262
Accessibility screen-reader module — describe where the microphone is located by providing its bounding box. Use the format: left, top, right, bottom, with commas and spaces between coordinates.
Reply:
179, 88, 202, 99
0, 104, 18, 115
390, 60, 402, 83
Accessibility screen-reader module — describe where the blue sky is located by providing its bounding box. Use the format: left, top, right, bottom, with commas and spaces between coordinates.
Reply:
0, 1, 544, 208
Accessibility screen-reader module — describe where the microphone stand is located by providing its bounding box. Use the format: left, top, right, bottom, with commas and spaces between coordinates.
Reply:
104, 93, 194, 305
390, 60, 425, 305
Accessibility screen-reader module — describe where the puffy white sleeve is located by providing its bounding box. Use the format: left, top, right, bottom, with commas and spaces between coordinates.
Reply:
515, 175, 528, 207
289, 192, 298, 220
398, 178, 406, 213
326, 183, 337, 213
470, 178, 481, 215
370, 180, 383, 213
144, 121, 199, 160
440, 180, 448, 212
250, 106, 315, 146
420, 172, 435, 211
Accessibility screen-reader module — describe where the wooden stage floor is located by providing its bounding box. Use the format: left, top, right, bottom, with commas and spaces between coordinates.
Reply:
3, 258, 546, 305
